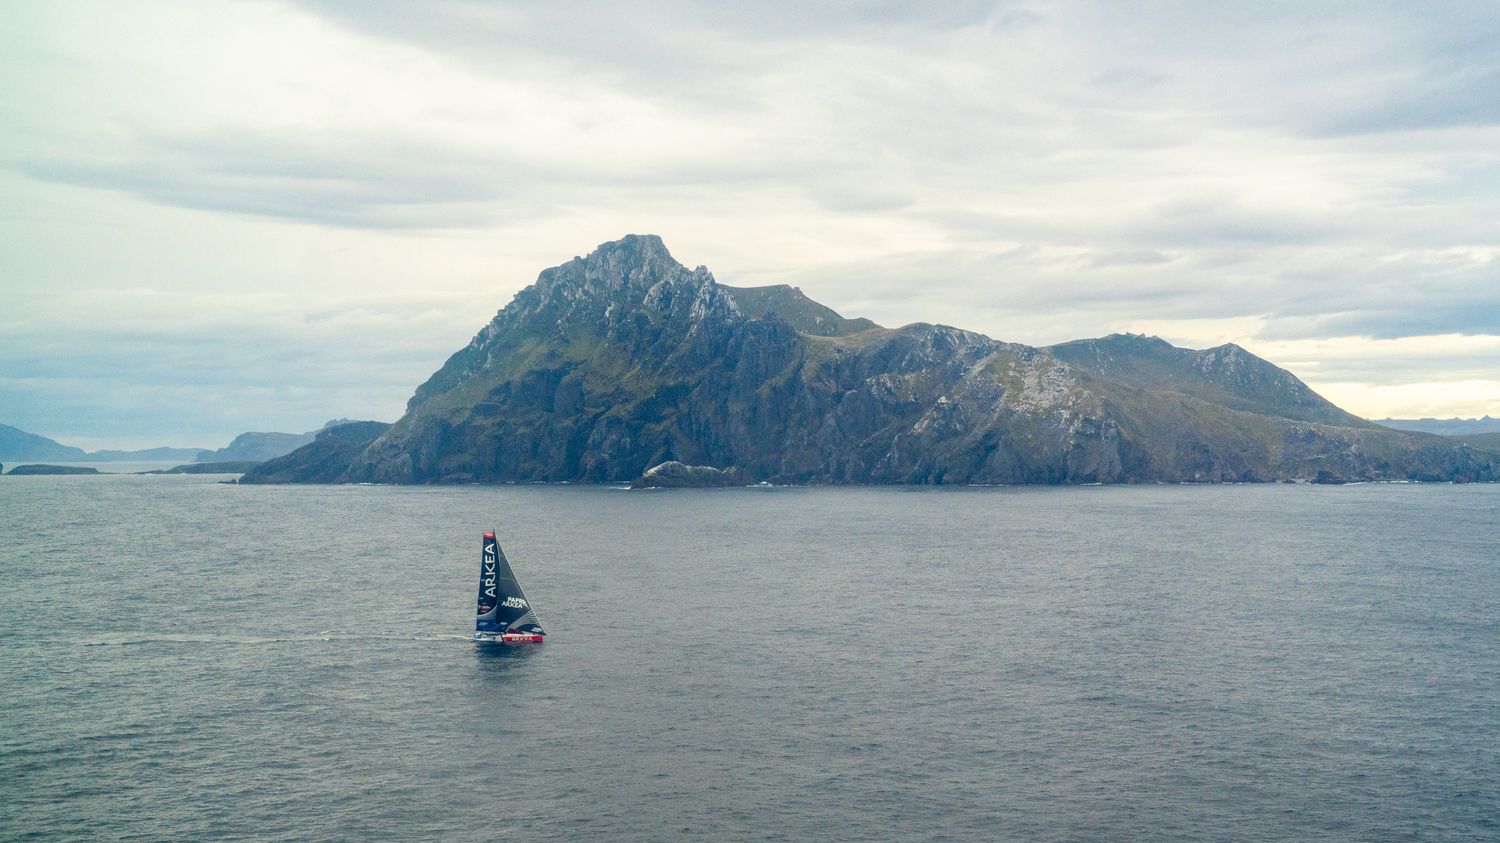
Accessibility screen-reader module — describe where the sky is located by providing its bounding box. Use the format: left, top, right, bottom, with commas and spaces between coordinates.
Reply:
2, 0, 1498, 450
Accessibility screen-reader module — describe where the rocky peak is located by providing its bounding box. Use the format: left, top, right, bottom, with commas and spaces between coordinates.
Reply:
538, 234, 690, 295
1106, 332, 1171, 345
1198, 341, 1246, 359
583, 233, 684, 289
901, 323, 996, 356
1193, 343, 1267, 377
1048, 333, 1177, 368
688, 278, 740, 321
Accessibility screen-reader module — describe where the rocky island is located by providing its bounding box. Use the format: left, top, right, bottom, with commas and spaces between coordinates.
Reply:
243, 235, 1497, 486
7, 464, 102, 475
631, 461, 746, 488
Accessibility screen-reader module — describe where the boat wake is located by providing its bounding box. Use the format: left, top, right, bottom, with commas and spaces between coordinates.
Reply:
69, 631, 476, 647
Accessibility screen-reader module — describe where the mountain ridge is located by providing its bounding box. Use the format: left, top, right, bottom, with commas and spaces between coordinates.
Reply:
242, 235, 1496, 486
1375, 416, 1500, 436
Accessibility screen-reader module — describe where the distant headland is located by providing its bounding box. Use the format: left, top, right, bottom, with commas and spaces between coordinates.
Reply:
0, 420, 371, 468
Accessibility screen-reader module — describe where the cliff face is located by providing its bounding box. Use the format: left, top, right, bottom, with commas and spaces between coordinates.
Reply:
243, 235, 1497, 485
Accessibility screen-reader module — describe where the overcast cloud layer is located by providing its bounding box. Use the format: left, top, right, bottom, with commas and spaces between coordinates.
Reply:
2, 0, 1497, 449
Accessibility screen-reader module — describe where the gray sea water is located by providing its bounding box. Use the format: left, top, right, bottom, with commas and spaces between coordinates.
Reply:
2, 475, 1497, 841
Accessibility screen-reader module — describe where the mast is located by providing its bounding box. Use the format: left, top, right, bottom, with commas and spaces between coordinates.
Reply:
476, 531, 544, 636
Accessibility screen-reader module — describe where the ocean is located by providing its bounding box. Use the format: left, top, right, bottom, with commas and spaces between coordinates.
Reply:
2, 475, 1497, 841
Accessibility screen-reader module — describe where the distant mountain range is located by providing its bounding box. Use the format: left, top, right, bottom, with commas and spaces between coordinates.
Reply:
191, 420, 369, 462
1374, 416, 1500, 436
0, 420, 366, 464
192, 431, 315, 463
244, 235, 1497, 485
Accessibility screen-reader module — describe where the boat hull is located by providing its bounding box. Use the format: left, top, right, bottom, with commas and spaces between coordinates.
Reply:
474, 631, 545, 644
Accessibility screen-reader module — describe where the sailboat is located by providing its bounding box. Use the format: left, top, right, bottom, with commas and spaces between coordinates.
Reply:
474, 531, 546, 644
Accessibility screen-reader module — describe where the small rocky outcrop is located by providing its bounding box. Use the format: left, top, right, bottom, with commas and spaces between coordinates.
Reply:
631, 461, 746, 488
1311, 470, 1348, 485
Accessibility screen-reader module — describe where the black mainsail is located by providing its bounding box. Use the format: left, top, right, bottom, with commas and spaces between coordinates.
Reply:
475, 531, 545, 639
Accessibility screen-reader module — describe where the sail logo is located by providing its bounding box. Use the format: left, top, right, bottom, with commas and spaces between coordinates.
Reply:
501, 596, 528, 609
482, 547, 497, 600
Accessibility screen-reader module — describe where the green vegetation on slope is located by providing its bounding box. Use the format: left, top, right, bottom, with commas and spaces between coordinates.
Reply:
719, 284, 880, 336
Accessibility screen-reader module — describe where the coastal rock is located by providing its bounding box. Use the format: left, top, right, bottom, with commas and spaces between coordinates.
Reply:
631, 461, 745, 488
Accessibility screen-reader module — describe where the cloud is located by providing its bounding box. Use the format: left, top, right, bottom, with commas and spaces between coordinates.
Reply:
3, 0, 1500, 445
1314, 19, 1500, 135
1133, 198, 1352, 247
21, 145, 523, 230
